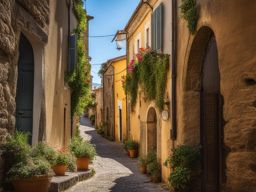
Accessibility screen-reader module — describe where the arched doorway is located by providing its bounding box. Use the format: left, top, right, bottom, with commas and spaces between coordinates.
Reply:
184, 27, 223, 192
147, 107, 157, 153
16, 34, 34, 144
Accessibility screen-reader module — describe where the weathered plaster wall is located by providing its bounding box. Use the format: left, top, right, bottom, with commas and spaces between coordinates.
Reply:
44, 0, 74, 149
127, 0, 172, 182
176, 0, 256, 191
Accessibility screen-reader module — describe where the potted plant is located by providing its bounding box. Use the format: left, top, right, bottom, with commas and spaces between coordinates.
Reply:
69, 136, 96, 171
51, 152, 70, 176
147, 160, 161, 183
138, 156, 147, 174
126, 140, 139, 158
7, 158, 51, 192
146, 151, 161, 183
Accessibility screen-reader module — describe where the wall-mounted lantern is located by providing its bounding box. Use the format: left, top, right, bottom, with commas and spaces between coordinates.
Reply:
112, 30, 127, 51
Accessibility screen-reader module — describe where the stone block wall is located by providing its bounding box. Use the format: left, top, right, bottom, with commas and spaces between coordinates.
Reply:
0, 0, 49, 187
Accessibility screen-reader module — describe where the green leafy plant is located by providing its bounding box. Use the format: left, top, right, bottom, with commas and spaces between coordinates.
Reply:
69, 136, 96, 159
2, 132, 31, 163
89, 114, 95, 122
146, 150, 161, 181
138, 156, 147, 166
96, 122, 106, 135
169, 167, 191, 190
180, 0, 198, 33
53, 152, 70, 166
7, 158, 51, 181
31, 143, 57, 165
165, 145, 200, 191
126, 140, 139, 150
165, 145, 200, 169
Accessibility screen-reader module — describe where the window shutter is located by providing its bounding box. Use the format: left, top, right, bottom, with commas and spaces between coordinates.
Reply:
69, 34, 77, 72
152, 3, 164, 52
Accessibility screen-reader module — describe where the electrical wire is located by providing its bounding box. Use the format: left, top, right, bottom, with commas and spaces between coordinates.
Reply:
89, 34, 115, 38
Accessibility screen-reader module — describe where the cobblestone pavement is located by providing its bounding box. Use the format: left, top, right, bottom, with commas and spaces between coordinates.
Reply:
67, 117, 168, 192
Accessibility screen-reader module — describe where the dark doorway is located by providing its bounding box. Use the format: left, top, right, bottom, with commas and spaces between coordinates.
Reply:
201, 36, 222, 192
147, 107, 157, 153
16, 34, 34, 144
119, 108, 122, 141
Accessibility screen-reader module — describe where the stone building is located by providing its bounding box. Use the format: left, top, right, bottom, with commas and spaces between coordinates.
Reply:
0, 0, 86, 186
174, 0, 256, 191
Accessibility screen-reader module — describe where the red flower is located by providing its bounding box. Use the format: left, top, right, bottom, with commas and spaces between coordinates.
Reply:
136, 53, 143, 62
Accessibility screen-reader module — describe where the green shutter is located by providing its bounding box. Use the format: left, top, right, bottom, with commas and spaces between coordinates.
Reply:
152, 3, 164, 52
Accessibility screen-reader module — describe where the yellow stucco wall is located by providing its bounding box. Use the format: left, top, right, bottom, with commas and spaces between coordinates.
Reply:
44, 0, 76, 149
126, 0, 172, 182
112, 57, 127, 142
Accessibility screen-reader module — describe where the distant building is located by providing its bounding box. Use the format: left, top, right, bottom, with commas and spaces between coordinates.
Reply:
94, 87, 103, 128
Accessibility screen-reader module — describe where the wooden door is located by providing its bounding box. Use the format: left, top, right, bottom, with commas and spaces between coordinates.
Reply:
201, 36, 222, 192
16, 34, 34, 144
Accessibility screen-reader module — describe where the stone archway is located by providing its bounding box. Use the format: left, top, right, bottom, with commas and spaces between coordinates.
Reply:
183, 26, 223, 192
146, 107, 157, 154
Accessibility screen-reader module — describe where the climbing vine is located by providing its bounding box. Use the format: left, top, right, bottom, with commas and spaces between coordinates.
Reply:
180, 0, 198, 34
124, 49, 169, 111
66, 0, 91, 117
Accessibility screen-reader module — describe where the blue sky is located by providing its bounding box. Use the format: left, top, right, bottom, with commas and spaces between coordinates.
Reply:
86, 0, 140, 84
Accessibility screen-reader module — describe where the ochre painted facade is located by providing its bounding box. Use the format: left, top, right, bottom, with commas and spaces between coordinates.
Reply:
94, 87, 103, 128
125, 0, 172, 182
112, 57, 127, 142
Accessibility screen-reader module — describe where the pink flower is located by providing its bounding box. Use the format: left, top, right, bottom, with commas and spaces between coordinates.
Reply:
136, 53, 143, 62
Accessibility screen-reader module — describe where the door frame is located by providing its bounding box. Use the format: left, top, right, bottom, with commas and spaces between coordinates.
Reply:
18, 31, 45, 145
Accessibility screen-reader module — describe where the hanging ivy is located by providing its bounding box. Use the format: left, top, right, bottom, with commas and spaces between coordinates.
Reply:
65, 0, 92, 117
180, 0, 198, 34
124, 49, 169, 111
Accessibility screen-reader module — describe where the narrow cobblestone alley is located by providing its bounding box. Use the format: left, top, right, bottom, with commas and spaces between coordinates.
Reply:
67, 117, 167, 192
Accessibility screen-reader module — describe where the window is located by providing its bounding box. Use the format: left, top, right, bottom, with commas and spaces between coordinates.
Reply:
146, 28, 150, 48
152, 3, 164, 52
68, 34, 77, 72
137, 39, 140, 53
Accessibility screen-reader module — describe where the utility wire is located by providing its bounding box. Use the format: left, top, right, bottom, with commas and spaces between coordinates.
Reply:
89, 34, 115, 38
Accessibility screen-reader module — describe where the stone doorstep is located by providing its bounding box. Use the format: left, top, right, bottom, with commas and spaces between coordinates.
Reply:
49, 169, 94, 192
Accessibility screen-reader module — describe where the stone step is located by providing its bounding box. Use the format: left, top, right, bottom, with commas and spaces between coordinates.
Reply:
49, 169, 94, 192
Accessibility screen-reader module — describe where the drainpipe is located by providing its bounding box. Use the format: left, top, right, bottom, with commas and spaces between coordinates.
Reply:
171, 0, 177, 140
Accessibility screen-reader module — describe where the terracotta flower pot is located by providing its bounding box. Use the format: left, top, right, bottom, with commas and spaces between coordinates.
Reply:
127, 150, 130, 156
12, 175, 51, 192
76, 157, 90, 171
139, 165, 147, 174
128, 149, 137, 158
52, 164, 67, 176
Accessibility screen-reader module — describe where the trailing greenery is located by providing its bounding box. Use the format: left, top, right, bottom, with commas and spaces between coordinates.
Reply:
124, 65, 139, 108
65, 0, 92, 117
98, 62, 108, 78
124, 50, 169, 111
69, 136, 96, 159
180, 0, 198, 34
165, 145, 200, 191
